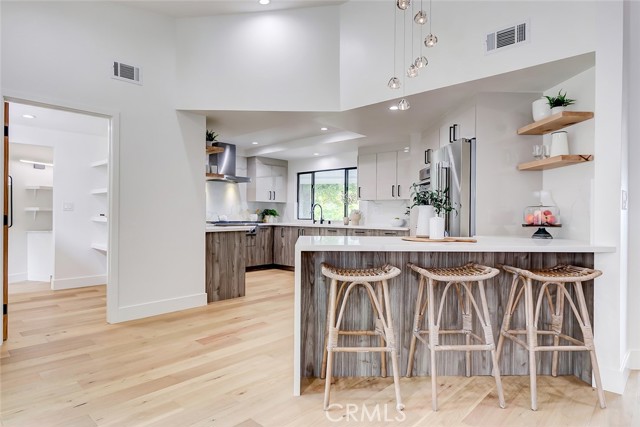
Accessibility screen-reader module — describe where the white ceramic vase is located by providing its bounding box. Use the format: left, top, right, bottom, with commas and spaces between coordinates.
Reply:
532, 98, 551, 121
550, 131, 569, 157
415, 205, 435, 237
550, 106, 566, 115
429, 216, 446, 240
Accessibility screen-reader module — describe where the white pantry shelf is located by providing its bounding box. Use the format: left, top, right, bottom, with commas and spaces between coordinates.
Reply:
91, 216, 107, 223
91, 243, 108, 252
24, 207, 52, 220
90, 188, 108, 195
90, 159, 108, 167
25, 185, 53, 191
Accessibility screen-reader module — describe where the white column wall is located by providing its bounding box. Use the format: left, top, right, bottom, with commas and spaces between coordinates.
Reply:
592, 0, 629, 393
625, 0, 640, 370
1, 2, 207, 322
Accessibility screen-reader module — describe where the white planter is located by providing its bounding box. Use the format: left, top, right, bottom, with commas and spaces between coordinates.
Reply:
265, 215, 277, 223
429, 216, 445, 240
415, 205, 435, 237
550, 131, 569, 157
532, 98, 551, 122
550, 106, 566, 115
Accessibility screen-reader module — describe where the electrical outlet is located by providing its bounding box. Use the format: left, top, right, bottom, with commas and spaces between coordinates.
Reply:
63, 202, 74, 212
621, 190, 628, 210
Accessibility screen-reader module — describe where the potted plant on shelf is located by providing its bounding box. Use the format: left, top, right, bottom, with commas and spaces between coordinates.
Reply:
429, 187, 458, 240
406, 183, 436, 237
544, 90, 575, 115
206, 130, 219, 147
260, 208, 279, 223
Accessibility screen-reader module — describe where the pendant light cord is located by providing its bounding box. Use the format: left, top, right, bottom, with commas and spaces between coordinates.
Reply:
393, 2, 397, 77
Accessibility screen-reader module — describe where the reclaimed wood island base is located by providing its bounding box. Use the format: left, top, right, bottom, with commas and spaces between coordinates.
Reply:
293, 236, 615, 396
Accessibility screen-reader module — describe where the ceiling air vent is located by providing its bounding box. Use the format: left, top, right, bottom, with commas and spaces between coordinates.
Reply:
112, 61, 142, 85
485, 20, 529, 54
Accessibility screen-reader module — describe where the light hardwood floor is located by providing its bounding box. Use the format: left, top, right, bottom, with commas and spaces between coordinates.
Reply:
1, 270, 638, 427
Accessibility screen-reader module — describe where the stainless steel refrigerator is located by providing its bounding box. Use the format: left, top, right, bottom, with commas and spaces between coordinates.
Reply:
430, 138, 476, 237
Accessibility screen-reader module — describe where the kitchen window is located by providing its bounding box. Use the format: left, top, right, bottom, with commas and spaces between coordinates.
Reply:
297, 168, 358, 220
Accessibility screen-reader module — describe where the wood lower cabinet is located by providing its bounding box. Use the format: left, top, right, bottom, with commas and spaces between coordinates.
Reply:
371, 229, 409, 237
347, 228, 373, 237
206, 231, 245, 302
273, 226, 321, 267
320, 227, 347, 236
245, 226, 273, 267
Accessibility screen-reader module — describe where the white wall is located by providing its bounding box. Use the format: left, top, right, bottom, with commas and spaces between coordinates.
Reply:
7, 145, 53, 283
10, 124, 107, 289
175, 6, 341, 111
339, 1, 595, 110
542, 68, 595, 241
1, 1, 207, 322
625, 0, 640, 370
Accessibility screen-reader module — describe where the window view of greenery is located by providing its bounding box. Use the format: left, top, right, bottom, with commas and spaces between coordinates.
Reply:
297, 168, 358, 220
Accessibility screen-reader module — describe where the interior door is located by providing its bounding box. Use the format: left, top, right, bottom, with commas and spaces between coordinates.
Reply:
3, 101, 9, 340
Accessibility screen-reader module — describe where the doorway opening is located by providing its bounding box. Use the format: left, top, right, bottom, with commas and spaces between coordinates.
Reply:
3, 100, 113, 339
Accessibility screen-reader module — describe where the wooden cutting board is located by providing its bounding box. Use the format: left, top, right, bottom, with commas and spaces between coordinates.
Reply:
402, 237, 477, 243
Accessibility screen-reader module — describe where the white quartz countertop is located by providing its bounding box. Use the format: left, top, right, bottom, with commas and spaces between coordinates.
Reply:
294, 235, 615, 253
206, 225, 256, 232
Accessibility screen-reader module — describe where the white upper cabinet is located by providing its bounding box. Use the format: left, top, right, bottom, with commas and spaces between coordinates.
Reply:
358, 150, 411, 201
247, 157, 288, 202
439, 105, 477, 147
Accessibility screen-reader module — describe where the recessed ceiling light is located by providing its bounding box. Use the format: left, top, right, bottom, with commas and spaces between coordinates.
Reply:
313, 153, 319, 156
252, 141, 259, 145
320, 127, 328, 131
22, 114, 36, 119
389, 105, 399, 111
20, 159, 54, 167
404, 146, 409, 150
259, 0, 270, 4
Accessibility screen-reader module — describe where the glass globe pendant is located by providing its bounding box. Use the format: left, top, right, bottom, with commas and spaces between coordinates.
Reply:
388, 77, 401, 89
398, 99, 411, 111
396, 0, 411, 10
414, 10, 427, 25
414, 56, 428, 68
424, 33, 438, 47
407, 64, 418, 78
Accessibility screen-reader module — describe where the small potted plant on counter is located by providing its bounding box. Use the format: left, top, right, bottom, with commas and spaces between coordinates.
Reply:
544, 90, 575, 115
429, 188, 457, 239
349, 209, 362, 226
260, 208, 279, 223
407, 183, 436, 237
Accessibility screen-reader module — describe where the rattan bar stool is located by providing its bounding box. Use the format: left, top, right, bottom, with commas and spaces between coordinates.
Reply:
497, 264, 606, 411
406, 263, 505, 411
320, 263, 404, 411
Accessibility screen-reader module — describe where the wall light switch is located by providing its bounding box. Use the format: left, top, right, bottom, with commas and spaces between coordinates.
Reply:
63, 202, 74, 212
621, 190, 628, 211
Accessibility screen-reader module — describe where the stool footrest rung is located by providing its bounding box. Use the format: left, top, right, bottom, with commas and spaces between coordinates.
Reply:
503, 330, 585, 347
329, 347, 393, 353
337, 330, 383, 336
431, 344, 494, 351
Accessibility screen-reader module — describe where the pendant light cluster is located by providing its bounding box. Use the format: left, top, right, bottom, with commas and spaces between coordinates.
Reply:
388, 0, 439, 111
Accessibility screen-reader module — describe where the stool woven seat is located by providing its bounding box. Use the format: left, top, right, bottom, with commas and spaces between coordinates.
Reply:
406, 262, 505, 411
497, 264, 606, 411
320, 263, 403, 411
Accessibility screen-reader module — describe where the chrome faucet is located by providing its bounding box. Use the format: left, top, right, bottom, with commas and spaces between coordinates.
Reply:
312, 203, 324, 224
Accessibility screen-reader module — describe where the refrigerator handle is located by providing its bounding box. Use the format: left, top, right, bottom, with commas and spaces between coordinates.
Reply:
449, 126, 453, 143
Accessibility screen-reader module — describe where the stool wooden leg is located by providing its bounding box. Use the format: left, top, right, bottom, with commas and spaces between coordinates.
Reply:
322, 281, 346, 379
496, 274, 521, 366
381, 279, 404, 411
551, 283, 565, 377
428, 277, 439, 411
477, 279, 506, 408
573, 281, 607, 409
407, 276, 426, 377
463, 283, 472, 378
524, 277, 538, 411
376, 282, 387, 378
323, 278, 339, 411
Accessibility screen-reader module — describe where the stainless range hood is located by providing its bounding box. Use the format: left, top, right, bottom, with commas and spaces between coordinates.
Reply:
208, 142, 251, 183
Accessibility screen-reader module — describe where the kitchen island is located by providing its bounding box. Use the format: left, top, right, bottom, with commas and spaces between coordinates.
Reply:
292, 235, 615, 395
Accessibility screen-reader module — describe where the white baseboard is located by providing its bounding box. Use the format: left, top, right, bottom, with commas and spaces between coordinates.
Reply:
600, 362, 631, 395
627, 349, 640, 370
8, 272, 28, 283
108, 293, 207, 323
52, 275, 107, 290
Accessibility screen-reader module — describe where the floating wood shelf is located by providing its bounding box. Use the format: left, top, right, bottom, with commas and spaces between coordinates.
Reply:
518, 154, 593, 171
206, 173, 225, 180
206, 146, 224, 155
517, 111, 594, 135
